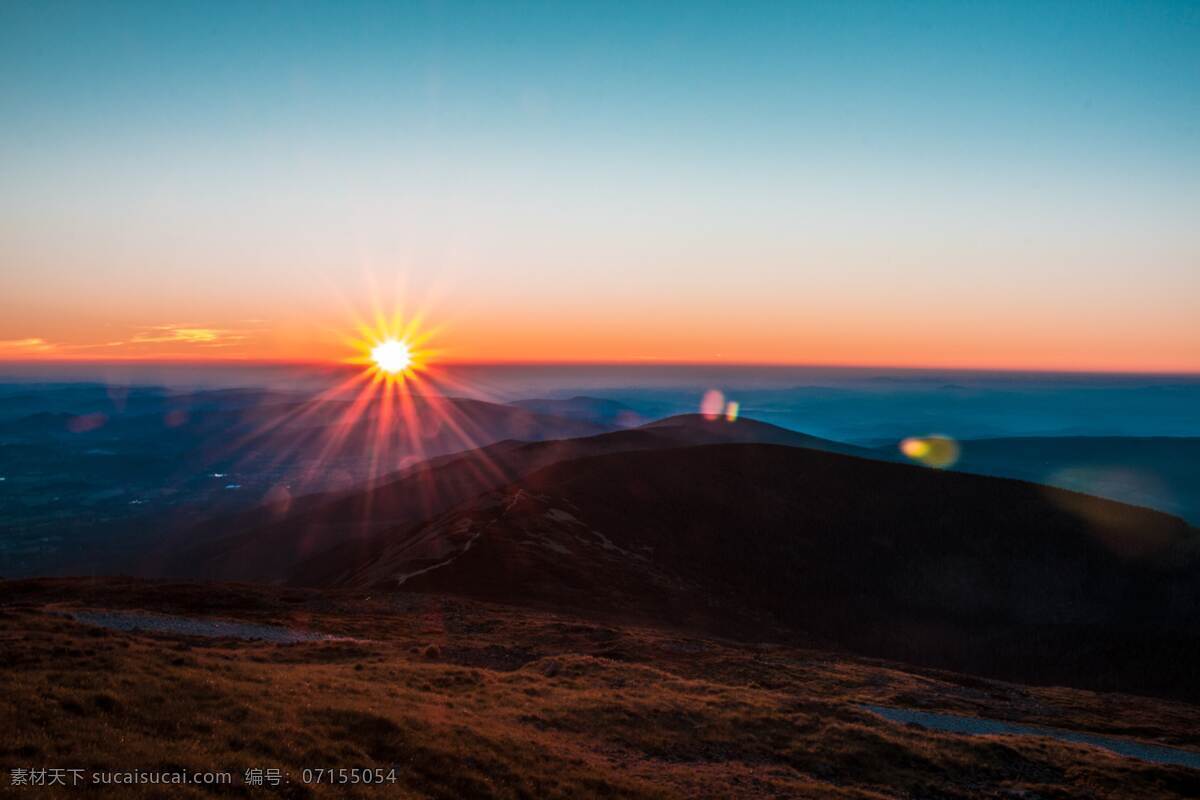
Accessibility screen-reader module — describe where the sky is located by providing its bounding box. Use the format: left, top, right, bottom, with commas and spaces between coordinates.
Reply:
1, 0, 1198, 371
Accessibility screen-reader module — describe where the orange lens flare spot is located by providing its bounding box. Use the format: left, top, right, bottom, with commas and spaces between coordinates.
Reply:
900, 438, 931, 459
371, 339, 412, 374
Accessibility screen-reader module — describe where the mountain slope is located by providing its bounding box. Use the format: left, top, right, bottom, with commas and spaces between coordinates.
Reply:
306, 443, 1200, 698
37, 393, 613, 579
8, 576, 1200, 799
164, 415, 877, 581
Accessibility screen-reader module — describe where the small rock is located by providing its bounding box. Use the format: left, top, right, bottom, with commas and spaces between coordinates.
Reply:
542, 660, 561, 678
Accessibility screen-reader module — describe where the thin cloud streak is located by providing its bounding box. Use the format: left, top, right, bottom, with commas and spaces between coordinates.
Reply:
0, 324, 261, 359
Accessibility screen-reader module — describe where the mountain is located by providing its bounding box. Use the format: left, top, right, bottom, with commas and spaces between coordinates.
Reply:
509, 396, 645, 427
0, 383, 612, 578
161, 415, 879, 582
935, 436, 1200, 525
642, 414, 887, 458
301, 442, 1200, 699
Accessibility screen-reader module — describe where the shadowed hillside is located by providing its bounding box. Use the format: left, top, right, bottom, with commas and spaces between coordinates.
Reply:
300, 443, 1200, 700
159, 415, 874, 581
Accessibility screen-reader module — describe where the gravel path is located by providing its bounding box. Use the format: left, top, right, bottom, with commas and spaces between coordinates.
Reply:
863, 704, 1200, 770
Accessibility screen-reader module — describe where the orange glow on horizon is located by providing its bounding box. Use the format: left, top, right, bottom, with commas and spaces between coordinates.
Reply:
3, 350, 1200, 375
2, 305, 1199, 375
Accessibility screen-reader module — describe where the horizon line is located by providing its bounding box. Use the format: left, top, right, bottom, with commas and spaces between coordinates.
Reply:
1, 356, 1198, 379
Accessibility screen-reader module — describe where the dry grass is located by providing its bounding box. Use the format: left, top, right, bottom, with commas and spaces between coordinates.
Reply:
1, 578, 1198, 798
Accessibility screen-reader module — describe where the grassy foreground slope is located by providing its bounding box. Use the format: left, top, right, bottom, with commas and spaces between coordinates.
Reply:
2, 578, 1198, 799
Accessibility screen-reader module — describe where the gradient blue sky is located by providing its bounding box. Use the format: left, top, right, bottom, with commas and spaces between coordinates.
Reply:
1, 1, 1198, 369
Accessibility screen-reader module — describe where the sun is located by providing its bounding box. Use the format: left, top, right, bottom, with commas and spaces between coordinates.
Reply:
371, 338, 412, 374
341, 305, 437, 382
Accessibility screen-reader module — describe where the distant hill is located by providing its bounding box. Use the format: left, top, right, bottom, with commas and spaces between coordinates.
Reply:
884, 436, 1200, 525
643, 414, 888, 459
302, 442, 1200, 698
510, 396, 645, 427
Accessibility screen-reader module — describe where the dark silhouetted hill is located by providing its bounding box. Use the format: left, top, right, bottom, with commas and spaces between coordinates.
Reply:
303, 443, 1200, 699
161, 415, 877, 581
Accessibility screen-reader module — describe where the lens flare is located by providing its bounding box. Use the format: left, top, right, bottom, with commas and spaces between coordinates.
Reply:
216, 304, 448, 497
899, 435, 960, 469
160, 284, 543, 570
700, 389, 725, 420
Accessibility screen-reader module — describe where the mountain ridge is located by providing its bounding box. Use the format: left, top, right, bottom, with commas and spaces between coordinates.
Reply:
292, 441, 1200, 699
